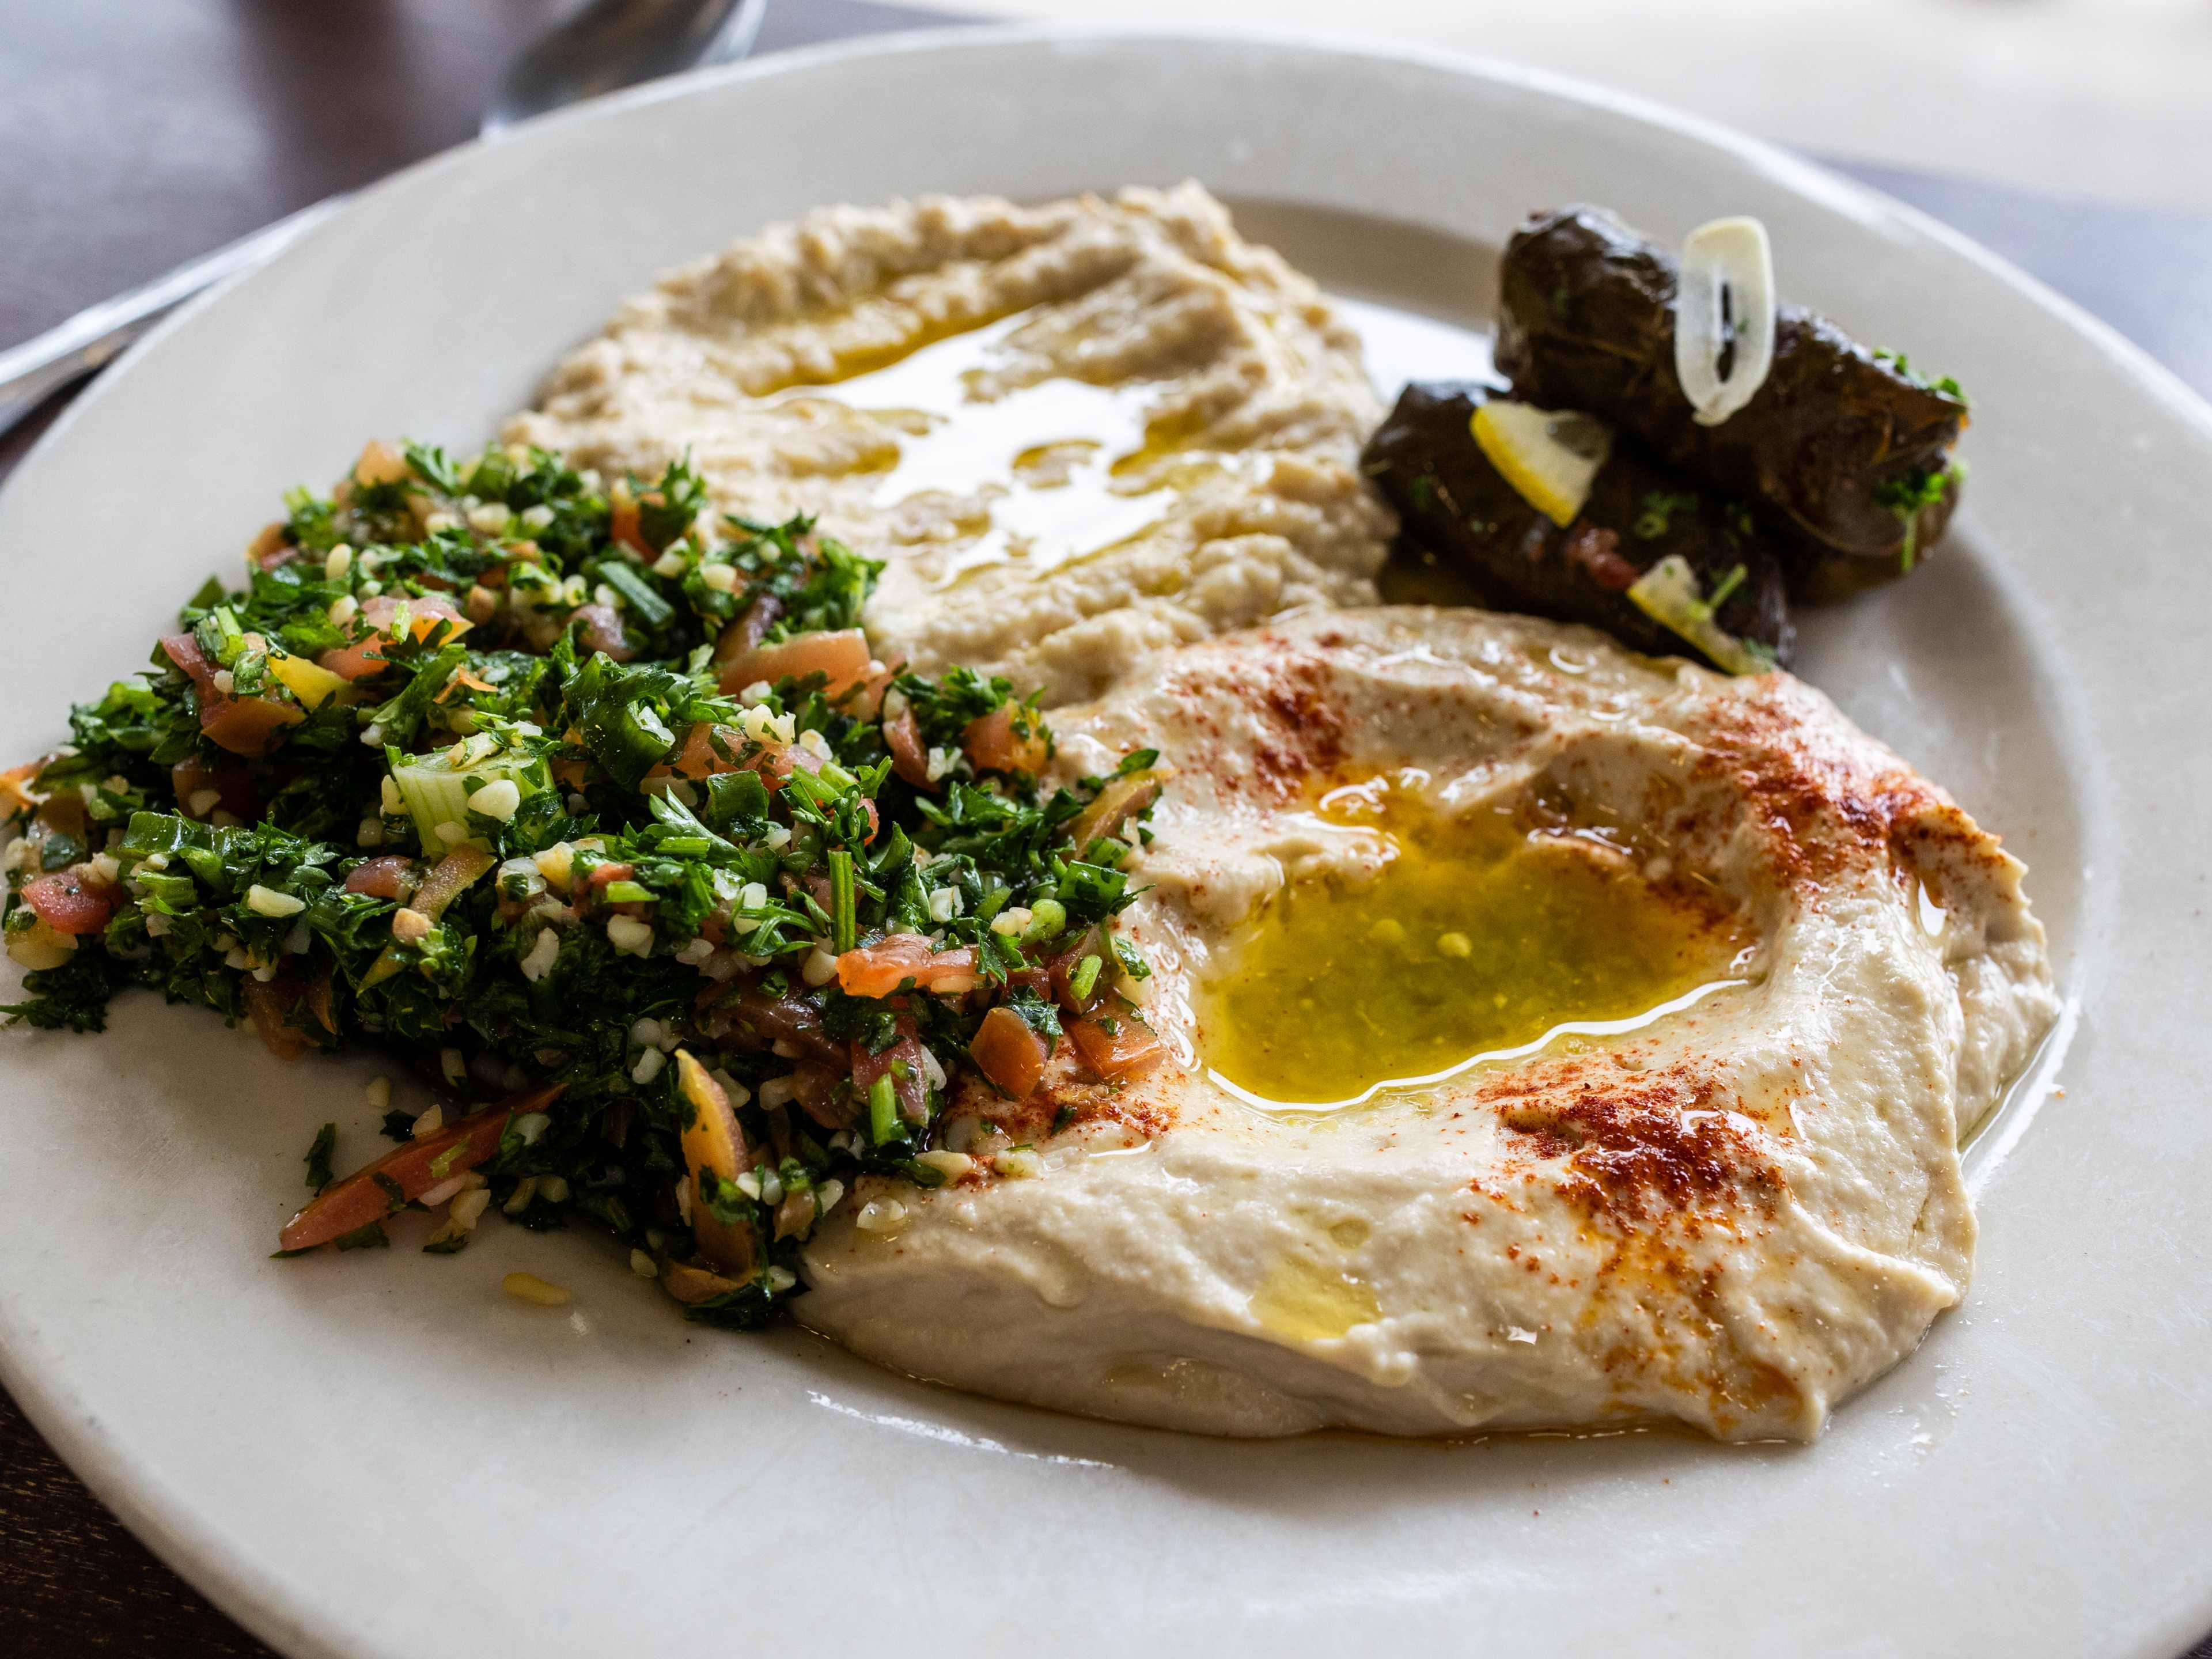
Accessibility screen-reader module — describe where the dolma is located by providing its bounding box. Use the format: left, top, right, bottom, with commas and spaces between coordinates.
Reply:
1493, 206, 1967, 597
1362, 380, 1794, 670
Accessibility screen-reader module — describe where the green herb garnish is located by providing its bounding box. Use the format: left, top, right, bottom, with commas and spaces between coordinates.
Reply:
2, 438, 1164, 1334
1633, 490, 1699, 540
304, 1122, 337, 1191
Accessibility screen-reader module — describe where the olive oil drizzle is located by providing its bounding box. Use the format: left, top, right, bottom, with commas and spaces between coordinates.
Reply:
1199, 779, 1756, 1111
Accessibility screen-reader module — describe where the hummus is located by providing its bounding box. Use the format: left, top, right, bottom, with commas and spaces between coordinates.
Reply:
506, 184, 1394, 704
796, 608, 2058, 1441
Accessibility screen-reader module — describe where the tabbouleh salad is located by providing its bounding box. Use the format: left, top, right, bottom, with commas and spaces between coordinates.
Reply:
0, 440, 1166, 1327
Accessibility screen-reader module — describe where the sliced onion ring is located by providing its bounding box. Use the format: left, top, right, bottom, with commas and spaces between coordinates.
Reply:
1674, 216, 1776, 427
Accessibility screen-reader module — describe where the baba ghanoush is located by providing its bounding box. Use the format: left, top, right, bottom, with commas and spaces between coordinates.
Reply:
506, 183, 1393, 705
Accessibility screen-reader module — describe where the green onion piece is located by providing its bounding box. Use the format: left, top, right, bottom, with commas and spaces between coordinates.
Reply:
866, 1074, 897, 1145
601, 880, 655, 905
1696, 563, 1747, 618
1023, 898, 1067, 944
828, 849, 857, 954
597, 562, 675, 627
1069, 954, 1103, 1004
1625, 555, 1772, 676
304, 1123, 337, 1191
389, 743, 549, 854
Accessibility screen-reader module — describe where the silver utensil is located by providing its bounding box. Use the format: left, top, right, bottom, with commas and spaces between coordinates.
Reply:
0, 0, 767, 438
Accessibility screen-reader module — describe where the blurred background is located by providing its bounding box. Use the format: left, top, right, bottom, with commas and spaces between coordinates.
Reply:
5, 0, 2209, 415
887, 0, 2212, 211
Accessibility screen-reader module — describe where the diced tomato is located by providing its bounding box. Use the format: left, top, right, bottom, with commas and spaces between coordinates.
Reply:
203, 695, 306, 757
585, 861, 635, 892
608, 488, 648, 556
762, 744, 822, 790
241, 976, 317, 1062
716, 628, 873, 700
571, 603, 634, 662
788, 1063, 858, 1131
171, 759, 258, 822
1069, 1013, 1166, 1083
372, 589, 465, 636
709, 990, 842, 1066
317, 641, 388, 681
835, 935, 980, 999
852, 1032, 931, 1126
20, 869, 119, 936
408, 845, 494, 921
970, 1006, 1049, 1100
1047, 937, 1108, 1015
709, 741, 822, 798
963, 704, 1049, 775
160, 633, 310, 758
608, 480, 690, 558
161, 632, 220, 698
316, 593, 470, 681
317, 641, 385, 681
245, 521, 297, 572
711, 594, 784, 670
884, 706, 933, 790
1069, 768, 1165, 853
343, 855, 417, 900
1002, 965, 1049, 1001
645, 722, 748, 784
278, 1083, 565, 1251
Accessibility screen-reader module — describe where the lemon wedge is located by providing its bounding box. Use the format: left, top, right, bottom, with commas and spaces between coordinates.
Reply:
1626, 555, 1774, 676
263, 647, 351, 711
1470, 400, 1613, 527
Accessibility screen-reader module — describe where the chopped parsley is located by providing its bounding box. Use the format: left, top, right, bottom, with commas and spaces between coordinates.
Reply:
1874, 461, 1965, 571
2, 439, 1166, 1328
1631, 490, 1700, 540
1870, 347, 1969, 407
304, 1122, 337, 1190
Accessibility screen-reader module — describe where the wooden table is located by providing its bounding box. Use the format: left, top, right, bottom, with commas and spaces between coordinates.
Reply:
5, 3, 2211, 1655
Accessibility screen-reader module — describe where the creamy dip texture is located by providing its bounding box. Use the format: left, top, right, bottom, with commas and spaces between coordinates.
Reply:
797, 609, 2056, 1440
507, 184, 1393, 704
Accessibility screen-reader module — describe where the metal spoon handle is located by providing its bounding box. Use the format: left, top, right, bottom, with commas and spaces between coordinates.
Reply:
0, 196, 347, 437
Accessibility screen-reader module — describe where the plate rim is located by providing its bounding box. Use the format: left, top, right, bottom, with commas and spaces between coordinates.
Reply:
2, 23, 2207, 1659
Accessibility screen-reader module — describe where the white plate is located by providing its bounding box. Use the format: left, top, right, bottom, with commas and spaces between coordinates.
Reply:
3, 26, 2208, 1659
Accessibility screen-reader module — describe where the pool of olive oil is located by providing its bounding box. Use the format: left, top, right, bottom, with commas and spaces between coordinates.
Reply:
1199, 779, 1754, 1109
